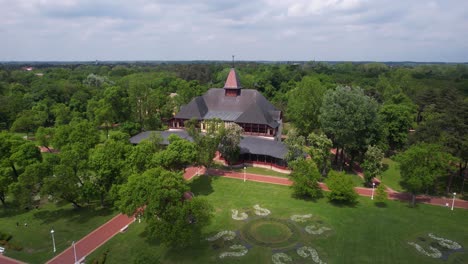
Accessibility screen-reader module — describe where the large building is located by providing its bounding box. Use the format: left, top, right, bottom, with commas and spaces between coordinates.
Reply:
170, 68, 283, 140
130, 68, 289, 171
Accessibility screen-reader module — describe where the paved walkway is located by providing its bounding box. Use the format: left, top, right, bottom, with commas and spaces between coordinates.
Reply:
201, 168, 468, 209
0, 254, 26, 264
46, 214, 135, 264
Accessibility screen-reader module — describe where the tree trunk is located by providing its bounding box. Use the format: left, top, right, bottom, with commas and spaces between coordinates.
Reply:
446, 172, 455, 195
334, 148, 339, 164
462, 176, 466, 195
10, 163, 19, 181
0, 195, 6, 207
411, 194, 416, 207
71, 201, 82, 208
340, 148, 345, 171
100, 193, 105, 207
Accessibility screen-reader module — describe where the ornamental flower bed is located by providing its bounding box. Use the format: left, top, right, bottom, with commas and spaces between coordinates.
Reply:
408, 233, 463, 260
231, 209, 249, 220
219, 244, 248, 258
272, 252, 292, 264
290, 214, 313, 223
253, 204, 271, 216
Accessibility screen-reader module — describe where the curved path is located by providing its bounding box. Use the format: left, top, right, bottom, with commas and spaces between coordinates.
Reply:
2, 165, 460, 264
203, 168, 468, 209
46, 214, 135, 264
0, 254, 26, 264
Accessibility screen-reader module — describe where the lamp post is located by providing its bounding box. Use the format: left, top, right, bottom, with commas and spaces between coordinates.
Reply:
244, 167, 246, 182
371, 182, 375, 200
451, 192, 457, 211
73, 241, 78, 264
50, 229, 56, 253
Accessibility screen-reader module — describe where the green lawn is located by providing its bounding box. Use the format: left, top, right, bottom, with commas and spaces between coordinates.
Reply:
233, 166, 290, 178
87, 176, 468, 264
381, 158, 404, 192
0, 202, 116, 264
345, 171, 365, 187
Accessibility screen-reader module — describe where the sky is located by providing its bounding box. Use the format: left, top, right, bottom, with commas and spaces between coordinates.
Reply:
1, 0, 467, 62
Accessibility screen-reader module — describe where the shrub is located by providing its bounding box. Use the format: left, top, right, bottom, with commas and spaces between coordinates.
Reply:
326, 171, 358, 204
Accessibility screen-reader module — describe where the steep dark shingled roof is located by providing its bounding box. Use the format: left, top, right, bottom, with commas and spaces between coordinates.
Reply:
174, 68, 281, 127
239, 136, 287, 159
175, 89, 280, 127
130, 131, 287, 160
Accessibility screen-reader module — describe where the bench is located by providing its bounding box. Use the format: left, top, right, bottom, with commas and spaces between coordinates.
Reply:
120, 225, 129, 233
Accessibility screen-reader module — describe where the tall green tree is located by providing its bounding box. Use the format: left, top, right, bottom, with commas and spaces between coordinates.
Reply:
307, 132, 332, 176
284, 129, 305, 163
326, 171, 358, 204
396, 144, 452, 207
319, 86, 381, 169
289, 159, 323, 199
152, 134, 197, 171
89, 138, 131, 206
361, 145, 384, 184
286, 76, 327, 136
116, 168, 213, 248
218, 123, 243, 165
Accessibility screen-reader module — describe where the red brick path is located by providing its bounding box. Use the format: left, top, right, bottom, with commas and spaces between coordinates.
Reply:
198, 168, 468, 209
46, 214, 134, 264
0, 254, 26, 264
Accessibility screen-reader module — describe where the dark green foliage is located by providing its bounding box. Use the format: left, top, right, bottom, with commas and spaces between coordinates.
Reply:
395, 143, 452, 206
374, 184, 387, 204
326, 171, 358, 204
116, 168, 214, 248
289, 159, 323, 199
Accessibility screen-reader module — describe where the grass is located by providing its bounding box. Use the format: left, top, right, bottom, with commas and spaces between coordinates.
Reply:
381, 158, 404, 192
0, 202, 116, 264
345, 171, 365, 187
87, 176, 468, 264
233, 166, 290, 178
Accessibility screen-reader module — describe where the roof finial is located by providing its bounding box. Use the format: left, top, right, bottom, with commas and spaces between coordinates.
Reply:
232, 55, 235, 68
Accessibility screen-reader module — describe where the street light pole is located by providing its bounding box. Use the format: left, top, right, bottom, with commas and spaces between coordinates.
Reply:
244, 167, 246, 182
371, 182, 375, 200
73, 241, 77, 264
451, 192, 457, 211
50, 229, 56, 253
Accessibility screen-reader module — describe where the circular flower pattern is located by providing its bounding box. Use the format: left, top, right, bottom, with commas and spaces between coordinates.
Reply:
206, 230, 236, 241
272, 252, 292, 264
219, 244, 248, 258
253, 204, 271, 216
231, 209, 248, 220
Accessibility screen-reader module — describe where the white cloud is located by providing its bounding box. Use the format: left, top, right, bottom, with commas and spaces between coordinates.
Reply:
0, 0, 467, 61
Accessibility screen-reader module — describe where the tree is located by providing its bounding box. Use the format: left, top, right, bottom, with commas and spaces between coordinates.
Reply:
187, 118, 223, 168
218, 123, 242, 165
319, 86, 381, 170
10, 109, 47, 138
152, 134, 197, 171
35, 126, 54, 151
395, 144, 451, 207
116, 168, 213, 248
42, 164, 83, 208
379, 102, 414, 150
289, 159, 322, 199
89, 138, 131, 206
284, 129, 305, 163
374, 184, 387, 205
286, 76, 327, 136
326, 171, 358, 204
307, 133, 332, 176
361, 145, 384, 184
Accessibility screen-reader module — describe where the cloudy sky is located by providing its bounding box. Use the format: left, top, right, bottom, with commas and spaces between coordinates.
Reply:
1, 0, 467, 62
